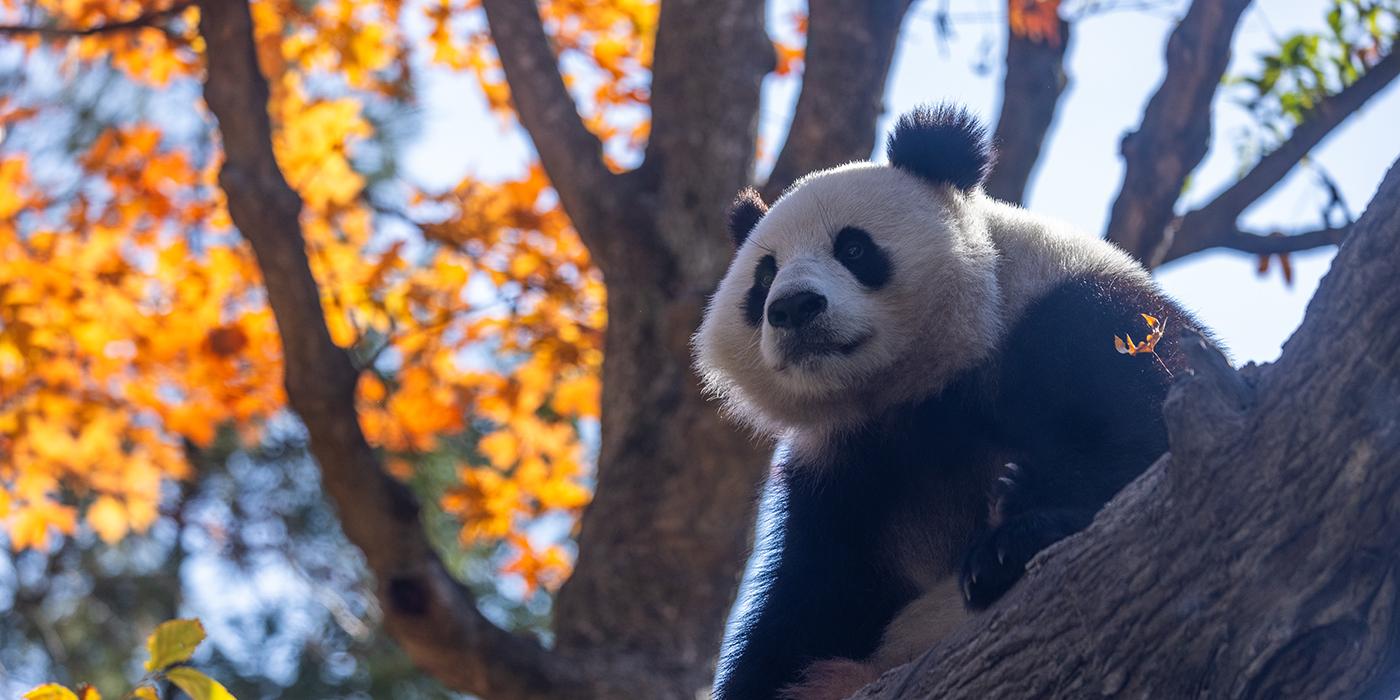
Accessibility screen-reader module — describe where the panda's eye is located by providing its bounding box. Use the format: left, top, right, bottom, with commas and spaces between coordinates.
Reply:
832, 226, 889, 289
757, 269, 775, 288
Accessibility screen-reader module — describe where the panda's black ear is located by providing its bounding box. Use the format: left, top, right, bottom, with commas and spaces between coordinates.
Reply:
727, 187, 768, 247
886, 104, 994, 191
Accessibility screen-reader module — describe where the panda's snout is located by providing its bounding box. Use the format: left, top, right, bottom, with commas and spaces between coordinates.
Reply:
767, 291, 827, 329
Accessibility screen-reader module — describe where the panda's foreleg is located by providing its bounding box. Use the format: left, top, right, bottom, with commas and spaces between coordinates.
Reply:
954, 275, 1191, 608
715, 475, 910, 700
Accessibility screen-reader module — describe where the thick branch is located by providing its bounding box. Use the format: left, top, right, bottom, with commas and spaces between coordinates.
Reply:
0, 1, 190, 39
761, 0, 914, 201
1162, 49, 1400, 265
479, 0, 624, 269
856, 156, 1400, 698
984, 14, 1071, 205
1104, 0, 1251, 262
195, 2, 588, 697
639, 0, 773, 286
1158, 225, 1348, 266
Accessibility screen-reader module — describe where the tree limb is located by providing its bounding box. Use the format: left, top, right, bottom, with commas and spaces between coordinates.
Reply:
855, 155, 1400, 698
761, 0, 915, 202
1104, 0, 1252, 262
984, 13, 1071, 205
1161, 49, 1400, 265
194, 2, 591, 697
479, 0, 625, 270
1158, 224, 1349, 266
0, 1, 191, 39
640, 0, 773, 286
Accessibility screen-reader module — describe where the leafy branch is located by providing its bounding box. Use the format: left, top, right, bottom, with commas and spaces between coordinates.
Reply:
0, 2, 193, 41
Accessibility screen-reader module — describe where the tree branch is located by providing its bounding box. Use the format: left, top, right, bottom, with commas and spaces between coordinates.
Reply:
639, 0, 773, 286
856, 155, 1400, 698
194, 2, 592, 697
760, 0, 915, 202
479, 0, 625, 269
1104, 0, 1252, 262
1161, 49, 1400, 265
1159, 225, 1349, 266
0, 1, 191, 39
984, 13, 1071, 205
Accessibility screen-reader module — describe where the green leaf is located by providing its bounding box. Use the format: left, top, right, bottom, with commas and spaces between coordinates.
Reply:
165, 668, 237, 700
145, 619, 207, 672
22, 685, 79, 700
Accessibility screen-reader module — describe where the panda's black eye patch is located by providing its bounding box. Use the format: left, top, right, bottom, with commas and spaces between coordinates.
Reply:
833, 227, 890, 289
743, 255, 778, 327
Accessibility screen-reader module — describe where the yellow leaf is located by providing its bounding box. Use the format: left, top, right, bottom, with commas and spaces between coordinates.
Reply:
146, 619, 207, 671
479, 431, 518, 468
76, 685, 101, 700
8, 502, 78, 551
132, 687, 159, 700
88, 495, 129, 544
1141, 313, 1158, 327
1114, 336, 1129, 355
22, 684, 78, 700
165, 667, 237, 700
0, 156, 31, 220
550, 374, 599, 417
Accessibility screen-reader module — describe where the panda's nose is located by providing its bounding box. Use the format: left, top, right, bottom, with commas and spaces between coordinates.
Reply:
767, 291, 827, 329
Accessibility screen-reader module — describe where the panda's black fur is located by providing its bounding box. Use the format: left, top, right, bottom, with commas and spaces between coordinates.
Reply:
885, 103, 996, 191
699, 106, 1214, 700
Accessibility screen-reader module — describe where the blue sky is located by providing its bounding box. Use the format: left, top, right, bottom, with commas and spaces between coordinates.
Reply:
403, 0, 1400, 365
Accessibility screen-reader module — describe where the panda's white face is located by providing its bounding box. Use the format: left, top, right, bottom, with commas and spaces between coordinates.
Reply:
694, 163, 1004, 436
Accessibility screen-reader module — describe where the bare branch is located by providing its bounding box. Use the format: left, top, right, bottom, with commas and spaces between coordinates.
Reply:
1162, 49, 1400, 265
857, 155, 1400, 699
984, 14, 1072, 205
194, 2, 589, 697
761, 0, 915, 201
1104, 0, 1252, 262
1159, 225, 1348, 266
0, 1, 191, 40
479, 0, 624, 268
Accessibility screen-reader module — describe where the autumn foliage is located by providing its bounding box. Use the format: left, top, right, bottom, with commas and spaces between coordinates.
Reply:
0, 0, 729, 592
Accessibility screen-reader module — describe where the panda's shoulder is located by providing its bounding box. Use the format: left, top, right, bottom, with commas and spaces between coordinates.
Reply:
997, 272, 1208, 393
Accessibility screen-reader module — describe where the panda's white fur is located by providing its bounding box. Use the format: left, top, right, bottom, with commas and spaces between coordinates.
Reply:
693, 162, 1147, 447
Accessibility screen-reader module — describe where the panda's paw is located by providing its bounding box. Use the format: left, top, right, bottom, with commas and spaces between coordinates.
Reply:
959, 509, 1093, 609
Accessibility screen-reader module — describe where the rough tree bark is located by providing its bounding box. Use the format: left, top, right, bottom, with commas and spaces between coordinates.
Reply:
852, 157, 1400, 698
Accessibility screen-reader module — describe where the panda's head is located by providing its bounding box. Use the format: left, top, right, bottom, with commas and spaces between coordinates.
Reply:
694, 105, 1005, 435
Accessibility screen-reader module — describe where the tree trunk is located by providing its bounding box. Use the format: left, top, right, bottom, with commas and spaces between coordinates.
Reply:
853, 156, 1400, 699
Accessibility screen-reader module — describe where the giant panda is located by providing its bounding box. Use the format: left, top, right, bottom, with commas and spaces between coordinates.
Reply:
693, 104, 1214, 700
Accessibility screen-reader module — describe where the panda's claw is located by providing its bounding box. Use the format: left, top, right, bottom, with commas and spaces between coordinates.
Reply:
961, 509, 1095, 609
